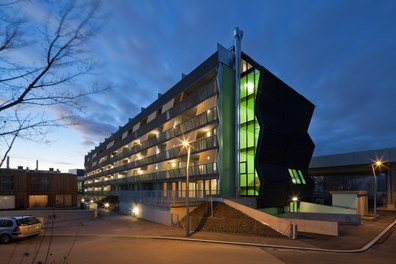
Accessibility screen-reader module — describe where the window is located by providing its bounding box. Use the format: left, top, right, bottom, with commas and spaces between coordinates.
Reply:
0, 220, 12, 227
239, 69, 260, 196
288, 169, 306, 185
0, 175, 13, 190
30, 177, 49, 191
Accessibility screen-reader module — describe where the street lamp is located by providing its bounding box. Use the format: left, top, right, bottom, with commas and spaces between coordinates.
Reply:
182, 140, 191, 237
371, 160, 382, 218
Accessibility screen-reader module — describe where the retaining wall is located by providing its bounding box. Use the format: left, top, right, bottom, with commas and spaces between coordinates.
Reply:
285, 218, 339, 236
284, 211, 361, 225
299, 201, 357, 214
0, 209, 97, 222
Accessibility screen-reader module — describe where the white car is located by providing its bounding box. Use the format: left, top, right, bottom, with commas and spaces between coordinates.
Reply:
0, 216, 43, 244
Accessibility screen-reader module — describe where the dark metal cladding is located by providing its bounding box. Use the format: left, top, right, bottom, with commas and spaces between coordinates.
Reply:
250, 58, 315, 208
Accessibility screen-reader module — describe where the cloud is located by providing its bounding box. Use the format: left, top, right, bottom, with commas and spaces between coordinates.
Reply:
11, 0, 396, 168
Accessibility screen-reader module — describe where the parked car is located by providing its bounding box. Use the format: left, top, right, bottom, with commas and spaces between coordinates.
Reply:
0, 216, 43, 244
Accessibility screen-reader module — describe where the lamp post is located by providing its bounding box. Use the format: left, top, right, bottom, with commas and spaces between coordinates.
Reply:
182, 141, 191, 237
371, 160, 382, 218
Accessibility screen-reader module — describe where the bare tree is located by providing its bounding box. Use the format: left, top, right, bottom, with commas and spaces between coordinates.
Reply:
0, 0, 108, 167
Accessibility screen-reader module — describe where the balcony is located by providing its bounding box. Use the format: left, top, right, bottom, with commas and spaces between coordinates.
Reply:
85, 135, 218, 181
86, 107, 218, 173
84, 162, 218, 188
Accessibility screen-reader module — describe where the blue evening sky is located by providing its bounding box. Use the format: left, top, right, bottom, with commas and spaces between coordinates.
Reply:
4, 0, 396, 172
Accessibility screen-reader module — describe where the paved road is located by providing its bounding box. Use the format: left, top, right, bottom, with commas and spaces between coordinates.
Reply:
1, 235, 285, 264
1, 211, 395, 264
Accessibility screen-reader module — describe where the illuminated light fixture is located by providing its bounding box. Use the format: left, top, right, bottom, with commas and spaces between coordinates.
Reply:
292, 197, 298, 202
172, 162, 176, 168
206, 131, 211, 137
81, 198, 85, 203
90, 200, 94, 203
104, 202, 109, 209
132, 206, 139, 216
246, 82, 254, 93
207, 109, 211, 114
207, 156, 210, 160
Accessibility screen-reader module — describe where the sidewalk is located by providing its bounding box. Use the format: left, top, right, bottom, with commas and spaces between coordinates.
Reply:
49, 209, 396, 252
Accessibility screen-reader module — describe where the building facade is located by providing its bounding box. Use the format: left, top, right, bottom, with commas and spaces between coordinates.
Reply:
0, 167, 77, 209
84, 41, 315, 208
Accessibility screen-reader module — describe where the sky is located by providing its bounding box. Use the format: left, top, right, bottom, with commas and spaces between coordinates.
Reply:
2, 0, 396, 172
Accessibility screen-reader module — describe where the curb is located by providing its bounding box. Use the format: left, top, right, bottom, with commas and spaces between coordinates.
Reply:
44, 218, 396, 253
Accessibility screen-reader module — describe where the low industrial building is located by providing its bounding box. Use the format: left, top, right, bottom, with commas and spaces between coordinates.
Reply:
0, 165, 77, 209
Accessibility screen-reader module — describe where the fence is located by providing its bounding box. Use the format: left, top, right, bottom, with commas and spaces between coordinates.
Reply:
111, 190, 213, 207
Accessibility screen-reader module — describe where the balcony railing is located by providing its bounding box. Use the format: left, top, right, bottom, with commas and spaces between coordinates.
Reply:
84, 163, 218, 188
85, 135, 217, 180
86, 80, 217, 166
104, 190, 219, 207
86, 106, 218, 173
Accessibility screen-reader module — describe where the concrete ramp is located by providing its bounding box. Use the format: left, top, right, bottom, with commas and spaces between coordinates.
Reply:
224, 199, 339, 237
223, 199, 295, 238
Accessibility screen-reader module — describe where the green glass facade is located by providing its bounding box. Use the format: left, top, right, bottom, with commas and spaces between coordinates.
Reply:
239, 68, 260, 196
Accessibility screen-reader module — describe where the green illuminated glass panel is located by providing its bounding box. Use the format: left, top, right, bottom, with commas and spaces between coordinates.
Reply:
240, 101, 247, 124
288, 169, 296, 184
240, 75, 247, 99
292, 170, 301, 184
239, 69, 260, 196
289, 168, 307, 185
298, 170, 306, 184
240, 124, 247, 149
247, 98, 254, 121
240, 162, 246, 174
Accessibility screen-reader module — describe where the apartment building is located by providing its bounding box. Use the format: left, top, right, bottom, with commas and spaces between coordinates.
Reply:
84, 37, 315, 209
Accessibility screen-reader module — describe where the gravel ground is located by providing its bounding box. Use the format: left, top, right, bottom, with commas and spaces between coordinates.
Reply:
182, 202, 285, 238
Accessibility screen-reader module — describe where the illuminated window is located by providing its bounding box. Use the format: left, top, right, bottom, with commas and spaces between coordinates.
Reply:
288, 169, 306, 185
239, 69, 260, 196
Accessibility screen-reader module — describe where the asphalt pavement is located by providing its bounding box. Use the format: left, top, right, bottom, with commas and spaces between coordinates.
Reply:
48, 208, 396, 252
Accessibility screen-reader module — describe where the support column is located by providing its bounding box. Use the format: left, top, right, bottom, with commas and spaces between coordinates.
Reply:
387, 165, 396, 209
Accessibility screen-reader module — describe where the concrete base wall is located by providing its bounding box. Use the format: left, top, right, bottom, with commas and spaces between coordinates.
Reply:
119, 201, 193, 226
0, 209, 97, 222
284, 212, 361, 225
300, 201, 357, 215
285, 218, 338, 236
